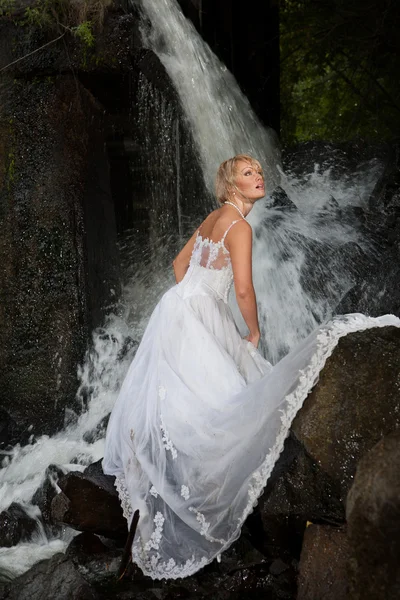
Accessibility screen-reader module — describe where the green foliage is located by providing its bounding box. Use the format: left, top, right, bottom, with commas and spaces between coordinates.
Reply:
23, 1, 54, 28
2, 0, 113, 48
0, 0, 15, 17
280, 0, 400, 144
73, 21, 95, 47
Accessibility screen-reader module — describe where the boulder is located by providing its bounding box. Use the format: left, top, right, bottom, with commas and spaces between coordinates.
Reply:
337, 246, 400, 319
66, 532, 122, 586
31, 464, 65, 524
291, 326, 400, 499
256, 434, 344, 560
268, 186, 297, 211
346, 430, 400, 600
0, 502, 39, 548
51, 470, 127, 541
297, 524, 349, 600
0, 553, 98, 600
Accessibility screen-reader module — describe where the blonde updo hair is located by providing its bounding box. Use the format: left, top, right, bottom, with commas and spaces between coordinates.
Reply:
216, 154, 263, 205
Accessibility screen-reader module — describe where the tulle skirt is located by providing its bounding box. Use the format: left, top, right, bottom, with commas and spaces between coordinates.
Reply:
102, 285, 400, 579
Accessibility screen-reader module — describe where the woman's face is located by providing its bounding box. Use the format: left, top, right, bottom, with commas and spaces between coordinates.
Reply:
233, 160, 265, 200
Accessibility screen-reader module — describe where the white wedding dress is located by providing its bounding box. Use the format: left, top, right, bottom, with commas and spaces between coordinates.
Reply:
102, 219, 400, 580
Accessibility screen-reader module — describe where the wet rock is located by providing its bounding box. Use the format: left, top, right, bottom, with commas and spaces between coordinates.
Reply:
0, 502, 39, 548
158, 559, 296, 600
300, 237, 372, 315
67, 532, 115, 562
31, 464, 65, 524
83, 459, 106, 478
256, 434, 344, 560
346, 430, 400, 600
83, 417, 111, 445
312, 194, 343, 226
0, 408, 30, 452
0, 69, 121, 436
51, 470, 127, 541
269, 558, 290, 576
268, 186, 297, 211
66, 532, 122, 586
0, 8, 140, 77
337, 246, 400, 319
0, 553, 98, 600
291, 326, 400, 499
336, 143, 400, 319
213, 534, 268, 576
297, 524, 349, 600
282, 140, 388, 180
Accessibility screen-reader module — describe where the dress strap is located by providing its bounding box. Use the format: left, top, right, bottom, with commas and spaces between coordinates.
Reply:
221, 220, 242, 245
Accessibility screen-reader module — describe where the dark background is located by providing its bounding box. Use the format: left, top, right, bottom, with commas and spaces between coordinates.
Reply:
178, 0, 400, 145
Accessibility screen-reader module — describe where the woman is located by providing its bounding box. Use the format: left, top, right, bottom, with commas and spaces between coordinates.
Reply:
102, 154, 399, 580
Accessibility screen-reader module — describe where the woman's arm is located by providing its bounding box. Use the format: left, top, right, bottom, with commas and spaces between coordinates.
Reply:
172, 229, 198, 283
226, 221, 260, 347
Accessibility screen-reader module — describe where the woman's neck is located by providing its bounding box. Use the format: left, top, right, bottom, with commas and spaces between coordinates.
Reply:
226, 196, 253, 217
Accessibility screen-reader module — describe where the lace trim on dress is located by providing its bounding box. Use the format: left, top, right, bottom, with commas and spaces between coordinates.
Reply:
238, 314, 400, 524
133, 544, 209, 580
149, 486, 158, 498
144, 512, 165, 551
190, 220, 241, 271
190, 235, 231, 271
181, 485, 190, 500
114, 314, 400, 581
115, 475, 133, 522
188, 507, 226, 544
160, 414, 177, 459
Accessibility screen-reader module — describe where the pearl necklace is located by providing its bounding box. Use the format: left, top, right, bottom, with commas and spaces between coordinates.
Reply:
224, 201, 246, 219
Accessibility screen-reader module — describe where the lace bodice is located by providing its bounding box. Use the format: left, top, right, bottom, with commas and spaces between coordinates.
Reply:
178, 221, 241, 303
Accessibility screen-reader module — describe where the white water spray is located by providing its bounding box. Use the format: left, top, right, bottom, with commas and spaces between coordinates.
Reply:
0, 0, 384, 579
136, 0, 281, 192
137, 0, 382, 360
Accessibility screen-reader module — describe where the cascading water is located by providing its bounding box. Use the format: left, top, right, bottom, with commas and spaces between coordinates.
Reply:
136, 0, 282, 193
137, 0, 382, 360
0, 0, 385, 580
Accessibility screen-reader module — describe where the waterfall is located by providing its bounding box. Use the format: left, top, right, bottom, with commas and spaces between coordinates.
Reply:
137, 0, 382, 360
0, 0, 384, 579
136, 0, 281, 193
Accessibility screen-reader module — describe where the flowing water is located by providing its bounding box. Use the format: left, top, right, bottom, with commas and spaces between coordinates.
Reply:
0, 0, 384, 579
137, 0, 382, 360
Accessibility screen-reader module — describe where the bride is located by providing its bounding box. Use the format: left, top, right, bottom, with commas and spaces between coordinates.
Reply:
102, 153, 399, 580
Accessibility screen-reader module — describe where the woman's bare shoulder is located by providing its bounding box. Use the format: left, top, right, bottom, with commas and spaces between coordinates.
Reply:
228, 219, 252, 235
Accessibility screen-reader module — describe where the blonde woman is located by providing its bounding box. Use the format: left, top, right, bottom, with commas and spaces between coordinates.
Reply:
102, 154, 399, 580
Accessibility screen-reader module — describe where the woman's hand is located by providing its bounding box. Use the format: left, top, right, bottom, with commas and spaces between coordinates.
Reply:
245, 331, 260, 348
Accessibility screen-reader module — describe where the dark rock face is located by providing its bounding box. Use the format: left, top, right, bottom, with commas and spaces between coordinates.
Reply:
0, 7, 139, 77
66, 532, 122, 587
0, 70, 120, 436
51, 470, 127, 540
297, 524, 349, 600
0, 408, 30, 457
292, 326, 400, 499
0, 553, 98, 600
257, 434, 344, 560
31, 464, 65, 524
0, 502, 39, 548
336, 143, 400, 319
346, 430, 400, 600
0, 5, 202, 441
282, 141, 400, 321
